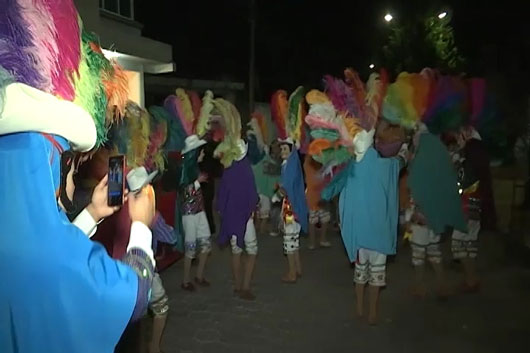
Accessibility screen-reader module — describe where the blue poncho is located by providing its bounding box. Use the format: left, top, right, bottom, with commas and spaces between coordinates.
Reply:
323, 147, 401, 262
0, 133, 139, 353
281, 150, 308, 233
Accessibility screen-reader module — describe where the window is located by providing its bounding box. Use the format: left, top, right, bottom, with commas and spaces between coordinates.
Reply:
100, 0, 134, 20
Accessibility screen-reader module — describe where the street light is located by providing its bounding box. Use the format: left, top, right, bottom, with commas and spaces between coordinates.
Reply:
438, 12, 447, 19
369, 64, 375, 69
384, 13, 393, 22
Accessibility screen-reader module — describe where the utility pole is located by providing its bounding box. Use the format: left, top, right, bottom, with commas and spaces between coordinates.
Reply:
248, 0, 256, 118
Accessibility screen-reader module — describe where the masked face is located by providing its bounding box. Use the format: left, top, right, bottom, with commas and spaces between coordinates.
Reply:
270, 141, 281, 161
353, 129, 375, 161
279, 143, 292, 161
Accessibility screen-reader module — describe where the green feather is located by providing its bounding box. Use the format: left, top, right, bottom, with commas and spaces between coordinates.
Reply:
310, 129, 340, 141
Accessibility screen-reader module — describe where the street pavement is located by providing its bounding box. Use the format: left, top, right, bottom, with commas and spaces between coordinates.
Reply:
151, 230, 530, 353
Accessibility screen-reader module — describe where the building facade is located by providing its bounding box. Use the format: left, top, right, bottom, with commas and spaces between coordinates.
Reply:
75, 0, 175, 107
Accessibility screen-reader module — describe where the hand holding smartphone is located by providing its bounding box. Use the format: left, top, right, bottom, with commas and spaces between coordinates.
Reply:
108, 155, 125, 207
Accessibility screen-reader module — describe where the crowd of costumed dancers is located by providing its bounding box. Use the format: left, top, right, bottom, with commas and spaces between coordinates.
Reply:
245, 68, 500, 324
0, 0, 503, 351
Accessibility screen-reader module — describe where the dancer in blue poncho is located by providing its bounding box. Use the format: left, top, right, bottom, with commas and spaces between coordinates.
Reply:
270, 87, 309, 284
323, 128, 407, 325
0, 2, 157, 351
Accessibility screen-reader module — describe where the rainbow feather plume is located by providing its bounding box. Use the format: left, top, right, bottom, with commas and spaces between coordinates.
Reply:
124, 101, 150, 168
18, 0, 58, 92
145, 109, 168, 171
196, 90, 214, 137
248, 111, 266, 152
344, 68, 366, 115
162, 97, 188, 151
0, 0, 129, 147
0, 0, 47, 90
287, 86, 305, 142
73, 30, 108, 143
48, 0, 81, 101
213, 98, 242, 167
107, 112, 130, 156
174, 88, 194, 136
365, 70, 389, 128
187, 90, 202, 120
423, 76, 467, 133
270, 90, 288, 140
103, 61, 129, 120
323, 75, 348, 114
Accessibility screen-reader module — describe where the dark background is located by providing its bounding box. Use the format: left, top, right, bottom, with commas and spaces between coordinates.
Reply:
136, 0, 529, 101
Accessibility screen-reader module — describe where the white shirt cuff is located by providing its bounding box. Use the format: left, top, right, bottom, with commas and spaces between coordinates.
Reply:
127, 221, 155, 267
272, 194, 281, 203
72, 208, 98, 238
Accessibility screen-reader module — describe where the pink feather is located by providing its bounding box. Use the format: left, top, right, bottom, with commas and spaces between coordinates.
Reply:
324, 75, 361, 118
47, 0, 81, 100
305, 114, 338, 130
344, 68, 366, 113
323, 75, 347, 113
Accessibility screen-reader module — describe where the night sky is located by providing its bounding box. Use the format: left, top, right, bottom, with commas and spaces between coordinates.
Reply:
137, 0, 529, 101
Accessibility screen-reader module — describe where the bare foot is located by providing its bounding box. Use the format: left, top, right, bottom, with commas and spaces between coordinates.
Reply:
319, 241, 331, 248
239, 290, 256, 301
281, 273, 297, 283
368, 312, 378, 326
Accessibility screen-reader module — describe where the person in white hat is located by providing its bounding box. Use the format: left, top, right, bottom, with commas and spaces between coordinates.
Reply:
178, 134, 212, 291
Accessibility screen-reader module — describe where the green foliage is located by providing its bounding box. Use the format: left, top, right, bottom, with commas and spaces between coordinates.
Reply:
381, 13, 466, 75
424, 16, 465, 70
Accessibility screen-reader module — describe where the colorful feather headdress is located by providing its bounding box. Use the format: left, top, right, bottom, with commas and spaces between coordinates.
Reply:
195, 90, 214, 138
304, 89, 357, 169
108, 101, 150, 169
145, 107, 168, 172
270, 87, 307, 146
0, 0, 129, 147
270, 90, 289, 141
423, 75, 468, 134
287, 86, 306, 143
382, 71, 431, 129
212, 98, 243, 167
304, 69, 388, 174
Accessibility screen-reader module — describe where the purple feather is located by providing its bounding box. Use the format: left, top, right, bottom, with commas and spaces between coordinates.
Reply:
0, 0, 44, 88
324, 75, 363, 119
323, 75, 347, 113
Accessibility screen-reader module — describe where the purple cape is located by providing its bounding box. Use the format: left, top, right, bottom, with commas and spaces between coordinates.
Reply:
216, 156, 259, 248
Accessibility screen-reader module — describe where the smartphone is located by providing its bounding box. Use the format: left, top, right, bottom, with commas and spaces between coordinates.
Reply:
108, 155, 125, 206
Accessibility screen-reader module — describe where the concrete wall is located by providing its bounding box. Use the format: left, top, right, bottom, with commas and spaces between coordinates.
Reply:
74, 0, 172, 63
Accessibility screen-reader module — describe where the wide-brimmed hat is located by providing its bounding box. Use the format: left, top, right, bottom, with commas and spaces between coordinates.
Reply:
277, 137, 294, 146
182, 134, 207, 154
0, 82, 97, 152
127, 166, 158, 193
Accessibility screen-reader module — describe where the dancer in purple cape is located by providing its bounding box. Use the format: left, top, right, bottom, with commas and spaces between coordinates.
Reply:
216, 139, 259, 300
